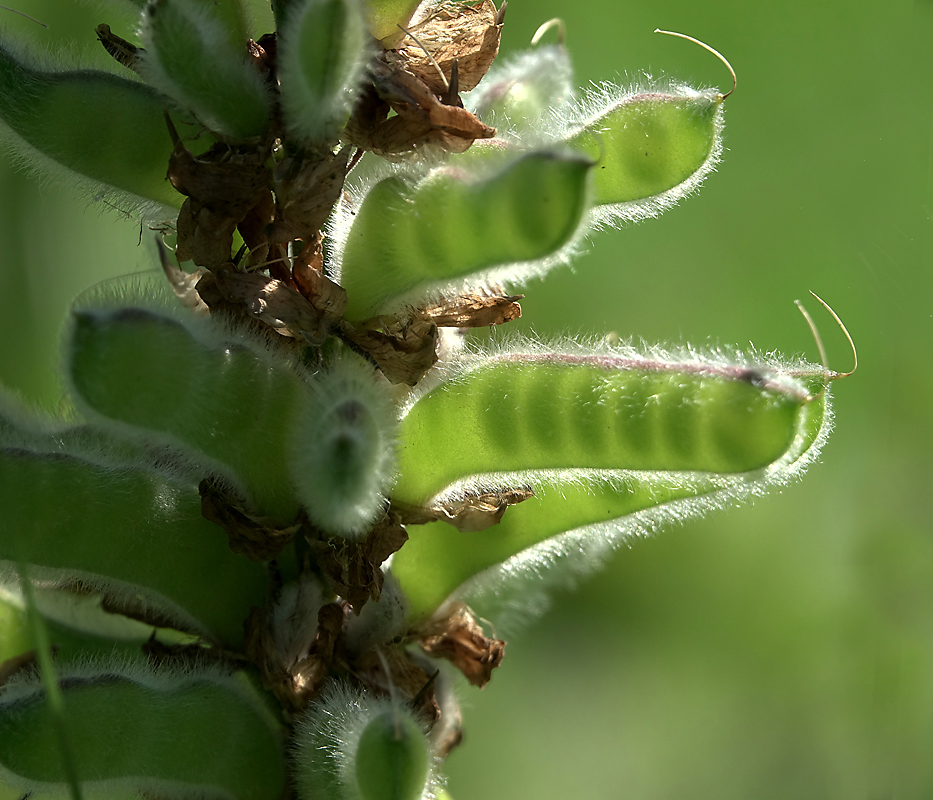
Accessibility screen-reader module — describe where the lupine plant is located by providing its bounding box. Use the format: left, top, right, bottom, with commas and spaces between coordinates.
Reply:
0, 1, 850, 797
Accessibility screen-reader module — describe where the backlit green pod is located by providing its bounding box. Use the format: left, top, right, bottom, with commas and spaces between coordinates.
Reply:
392, 345, 830, 620
0, 661, 285, 799
67, 306, 306, 520
568, 85, 723, 222
0, 45, 182, 212
337, 152, 593, 319
394, 349, 811, 505
0, 442, 269, 647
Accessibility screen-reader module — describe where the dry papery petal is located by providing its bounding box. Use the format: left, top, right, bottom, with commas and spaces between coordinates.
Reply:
399, 0, 504, 94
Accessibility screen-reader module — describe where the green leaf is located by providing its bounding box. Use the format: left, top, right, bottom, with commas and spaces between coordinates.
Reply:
336, 152, 593, 320
0, 660, 285, 799
139, 0, 272, 140
391, 342, 830, 620
278, 0, 368, 142
0, 45, 182, 213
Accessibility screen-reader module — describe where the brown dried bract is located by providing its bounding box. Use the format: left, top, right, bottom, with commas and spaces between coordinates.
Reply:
307, 515, 409, 612
419, 603, 505, 687
157, 242, 211, 316
212, 267, 343, 344
245, 601, 345, 713
340, 316, 439, 385
352, 646, 441, 725
399, 0, 504, 94
95, 23, 140, 72
269, 146, 350, 244
350, 54, 495, 156
395, 486, 535, 532
418, 287, 523, 328
199, 478, 300, 562
166, 116, 272, 269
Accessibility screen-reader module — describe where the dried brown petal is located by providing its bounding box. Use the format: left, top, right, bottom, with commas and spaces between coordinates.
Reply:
419, 603, 505, 687
359, 55, 495, 156
95, 24, 140, 72
418, 288, 523, 328
293, 261, 349, 322
394, 487, 534, 532
213, 268, 336, 343
157, 243, 211, 316
307, 515, 409, 612
269, 147, 350, 244
199, 478, 300, 561
166, 119, 271, 268
245, 601, 346, 713
340, 318, 438, 385
400, 0, 503, 94
352, 647, 441, 725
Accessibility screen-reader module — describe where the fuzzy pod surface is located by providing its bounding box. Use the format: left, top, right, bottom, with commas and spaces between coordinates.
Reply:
0, 661, 285, 799
336, 151, 593, 319
67, 305, 308, 520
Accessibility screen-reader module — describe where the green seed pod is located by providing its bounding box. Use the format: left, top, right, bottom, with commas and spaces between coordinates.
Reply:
0, 582, 193, 665
139, 0, 272, 140
289, 355, 397, 538
292, 682, 435, 800
361, 0, 421, 45
278, 0, 369, 143
66, 288, 307, 520
468, 43, 574, 135
335, 151, 593, 320
564, 82, 724, 225
0, 43, 182, 214
0, 431, 269, 647
0, 659, 285, 799
391, 340, 831, 620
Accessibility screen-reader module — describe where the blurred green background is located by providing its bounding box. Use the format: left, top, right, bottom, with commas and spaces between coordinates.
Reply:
1, 0, 931, 798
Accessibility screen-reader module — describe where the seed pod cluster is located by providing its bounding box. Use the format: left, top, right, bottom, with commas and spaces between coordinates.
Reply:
0, 1, 844, 798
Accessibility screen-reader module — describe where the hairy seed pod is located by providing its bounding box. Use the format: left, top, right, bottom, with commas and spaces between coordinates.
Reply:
566, 83, 724, 225
0, 44, 182, 213
0, 432, 269, 647
335, 152, 593, 319
139, 0, 272, 140
391, 340, 831, 620
278, 0, 369, 142
289, 356, 397, 538
67, 302, 306, 520
0, 659, 285, 799
292, 682, 435, 800
468, 43, 575, 134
